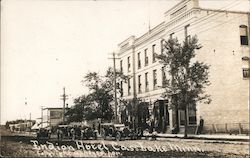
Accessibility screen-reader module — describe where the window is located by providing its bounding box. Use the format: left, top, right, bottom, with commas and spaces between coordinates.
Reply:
152, 44, 156, 63
138, 52, 141, 69
188, 107, 197, 125
243, 68, 250, 78
161, 39, 165, 54
179, 110, 185, 126
170, 33, 174, 39
185, 24, 190, 42
240, 25, 248, 45
153, 69, 157, 89
127, 56, 131, 72
128, 78, 131, 95
162, 66, 167, 87
145, 49, 148, 66
120, 81, 123, 97
145, 72, 149, 92
138, 75, 142, 93
120, 60, 123, 73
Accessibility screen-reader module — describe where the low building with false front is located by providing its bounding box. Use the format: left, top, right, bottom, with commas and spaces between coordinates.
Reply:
116, 0, 249, 134
43, 107, 69, 128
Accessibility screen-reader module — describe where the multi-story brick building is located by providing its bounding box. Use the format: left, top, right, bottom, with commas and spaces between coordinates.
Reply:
116, 0, 249, 134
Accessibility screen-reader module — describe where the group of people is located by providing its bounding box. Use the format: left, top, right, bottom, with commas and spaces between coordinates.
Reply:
55, 117, 204, 141
56, 126, 82, 140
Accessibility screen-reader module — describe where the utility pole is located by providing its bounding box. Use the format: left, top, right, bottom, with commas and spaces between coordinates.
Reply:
108, 52, 120, 123
113, 52, 118, 124
41, 106, 44, 128
60, 87, 68, 124
132, 45, 137, 130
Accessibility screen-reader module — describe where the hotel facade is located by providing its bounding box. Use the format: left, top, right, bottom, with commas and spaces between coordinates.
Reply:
116, 0, 250, 134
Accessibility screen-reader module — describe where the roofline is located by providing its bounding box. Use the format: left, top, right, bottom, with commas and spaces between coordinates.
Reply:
134, 21, 165, 44
117, 35, 135, 47
164, 0, 187, 15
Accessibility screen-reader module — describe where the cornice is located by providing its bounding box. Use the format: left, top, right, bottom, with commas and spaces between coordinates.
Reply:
134, 22, 166, 47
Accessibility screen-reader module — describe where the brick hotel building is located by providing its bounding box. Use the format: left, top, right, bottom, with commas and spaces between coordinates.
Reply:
116, 0, 249, 133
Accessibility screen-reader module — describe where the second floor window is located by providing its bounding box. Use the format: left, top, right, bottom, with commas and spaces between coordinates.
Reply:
145, 49, 148, 66
153, 69, 157, 89
240, 25, 248, 45
145, 72, 149, 92
185, 24, 190, 42
128, 78, 131, 95
127, 56, 131, 72
162, 66, 167, 87
120, 81, 123, 97
161, 39, 165, 54
138, 75, 142, 93
120, 60, 123, 73
138, 52, 141, 69
152, 44, 156, 63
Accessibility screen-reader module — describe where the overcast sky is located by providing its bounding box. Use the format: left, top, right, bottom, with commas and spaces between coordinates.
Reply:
1, 0, 249, 124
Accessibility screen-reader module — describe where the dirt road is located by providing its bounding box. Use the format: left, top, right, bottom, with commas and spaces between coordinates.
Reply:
1, 128, 249, 158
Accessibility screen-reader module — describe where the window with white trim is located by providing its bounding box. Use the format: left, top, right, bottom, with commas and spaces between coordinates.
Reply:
127, 56, 131, 72
138, 52, 141, 69
243, 68, 250, 78
120, 60, 123, 73
240, 25, 248, 45
128, 78, 131, 95
138, 75, 142, 93
145, 49, 148, 66
145, 72, 149, 92
152, 44, 156, 63
153, 69, 157, 89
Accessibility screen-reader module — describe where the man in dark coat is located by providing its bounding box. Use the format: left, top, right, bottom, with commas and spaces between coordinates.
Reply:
197, 116, 204, 135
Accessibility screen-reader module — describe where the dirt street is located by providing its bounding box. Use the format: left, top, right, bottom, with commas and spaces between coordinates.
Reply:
1, 127, 249, 158
1, 135, 249, 158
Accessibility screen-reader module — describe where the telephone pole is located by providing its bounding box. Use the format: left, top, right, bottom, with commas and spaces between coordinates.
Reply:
108, 52, 120, 123
41, 106, 44, 128
60, 87, 68, 124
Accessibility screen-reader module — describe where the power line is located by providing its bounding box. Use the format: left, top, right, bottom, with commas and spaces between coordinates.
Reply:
164, 0, 242, 36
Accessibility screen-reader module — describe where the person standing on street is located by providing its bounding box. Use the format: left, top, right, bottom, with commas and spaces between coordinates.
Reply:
196, 116, 204, 135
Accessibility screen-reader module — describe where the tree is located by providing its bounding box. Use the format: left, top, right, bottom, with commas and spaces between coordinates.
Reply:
121, 98, 150, 130
65, 95, 96, 123
84, 67, 129, 122
65, 67, 128, 123
157, 36, 211, 137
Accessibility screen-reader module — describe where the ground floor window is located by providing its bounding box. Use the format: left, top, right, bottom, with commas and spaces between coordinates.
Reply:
188, 107, 197, 125
178, 107, 197, 126
179, 110, 185, 126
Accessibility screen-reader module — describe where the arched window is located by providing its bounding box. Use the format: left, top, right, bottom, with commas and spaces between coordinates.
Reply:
239, 25, 248, 45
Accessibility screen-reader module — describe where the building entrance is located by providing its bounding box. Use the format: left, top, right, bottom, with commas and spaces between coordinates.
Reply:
153, 100, 169, 133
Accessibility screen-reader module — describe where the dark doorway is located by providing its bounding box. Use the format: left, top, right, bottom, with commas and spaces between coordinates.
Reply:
153, 100, 169, 133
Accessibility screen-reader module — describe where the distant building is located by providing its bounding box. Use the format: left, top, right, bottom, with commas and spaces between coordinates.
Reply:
43, 107, 69, 128
116, 0, 249, 134
8, 120, 34, 132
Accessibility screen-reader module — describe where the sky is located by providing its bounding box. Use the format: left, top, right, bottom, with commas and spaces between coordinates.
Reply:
1, 0, 249, 124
